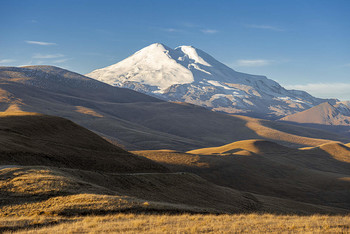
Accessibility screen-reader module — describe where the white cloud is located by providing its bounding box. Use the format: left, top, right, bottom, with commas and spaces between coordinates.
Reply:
0, 59, 16, 64
246, 24, 283, 31
284, 83, 350, 100
201, 29, 218, 34
236, 59, 272, 67
32, 54, 64, 59
26, 40, 57, 46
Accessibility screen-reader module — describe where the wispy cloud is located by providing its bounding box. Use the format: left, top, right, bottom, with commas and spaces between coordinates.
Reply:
32, 54, 64, 59
284, 83, 350, 100
245, 24, 284, 31
0, 59, 16, 64
236, 59, 272, 67
201, 29, 218, 34
53, 58, 70, 63
26, 40, 57, 46
163, 28, 182, 33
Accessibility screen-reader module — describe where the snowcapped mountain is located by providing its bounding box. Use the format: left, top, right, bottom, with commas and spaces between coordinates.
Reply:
86, 43, 332, 118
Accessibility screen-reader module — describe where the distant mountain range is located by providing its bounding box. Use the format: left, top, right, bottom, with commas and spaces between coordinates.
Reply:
1, 65, 348, 150
86, 43, 334, 119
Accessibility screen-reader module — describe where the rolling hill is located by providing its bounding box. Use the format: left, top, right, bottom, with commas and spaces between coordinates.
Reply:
1, 111, 346, 217
135, 139, 350, 209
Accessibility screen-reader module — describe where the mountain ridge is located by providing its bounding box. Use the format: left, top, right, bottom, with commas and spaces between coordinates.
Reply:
86, 43, 334, 118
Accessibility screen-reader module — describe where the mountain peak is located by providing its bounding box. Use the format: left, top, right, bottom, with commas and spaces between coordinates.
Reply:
140, 43, 169, 52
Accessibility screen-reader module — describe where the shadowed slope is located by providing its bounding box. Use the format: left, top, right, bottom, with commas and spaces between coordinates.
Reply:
1, 65, 161, 104
302, 143, 350, 163
0, 112, 166, 173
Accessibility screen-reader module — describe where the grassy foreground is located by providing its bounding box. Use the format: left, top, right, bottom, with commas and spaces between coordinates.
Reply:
1, 214, 349, 233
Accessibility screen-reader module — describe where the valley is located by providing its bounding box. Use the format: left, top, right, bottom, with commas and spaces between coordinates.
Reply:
2, 1, 349, 232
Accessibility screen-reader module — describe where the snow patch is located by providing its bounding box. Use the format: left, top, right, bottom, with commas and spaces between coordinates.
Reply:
176, 46, 211, 66
207, 80, 237, 90
277, 97, 306, 104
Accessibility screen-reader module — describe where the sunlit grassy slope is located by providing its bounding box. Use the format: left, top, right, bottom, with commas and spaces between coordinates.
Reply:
1, 214, 350, 233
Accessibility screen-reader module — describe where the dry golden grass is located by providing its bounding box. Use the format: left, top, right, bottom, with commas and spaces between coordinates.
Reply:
0, 166, 260, 216
1, 213, 349, 233
0, 193, 169, 217
234, 115, 339, 147
187, 139, 282, 155
0, 110, 39, 117
1, 166, 349, 231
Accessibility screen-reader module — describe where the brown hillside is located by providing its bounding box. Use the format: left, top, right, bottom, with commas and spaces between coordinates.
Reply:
0, 112, 347, 216
0, 111, 166, 173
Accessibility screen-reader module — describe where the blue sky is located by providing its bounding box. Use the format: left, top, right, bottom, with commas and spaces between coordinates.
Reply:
1, 0, 350, 100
